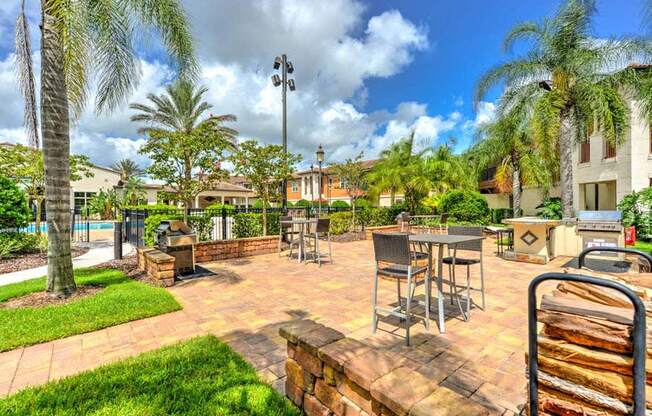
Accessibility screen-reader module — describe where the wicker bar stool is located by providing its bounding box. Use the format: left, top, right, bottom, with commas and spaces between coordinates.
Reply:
443, 225, 485, 320
371, 232, 430, 346
304, 218, 333, 266
279, 216, 301, 259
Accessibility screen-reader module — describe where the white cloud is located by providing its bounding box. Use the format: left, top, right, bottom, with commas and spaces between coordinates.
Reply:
0, 0, 481, 171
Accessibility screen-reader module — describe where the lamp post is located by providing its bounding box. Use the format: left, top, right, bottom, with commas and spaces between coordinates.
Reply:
271, 54, 295, 211
316, 144, 324, 215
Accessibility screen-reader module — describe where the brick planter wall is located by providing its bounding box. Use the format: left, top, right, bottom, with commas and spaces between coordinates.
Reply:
137, 247, 175, 287
279, 320, 487, 416
363, 225, 401, 240
194, 235, 278, 263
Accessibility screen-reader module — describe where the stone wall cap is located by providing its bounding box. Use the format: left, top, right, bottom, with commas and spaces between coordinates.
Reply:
279, 319, 321, 344
194, 235, 278, 246
297, 326, 345, 356
144, 249, 174, 263
344, 349, 409, 391
318, 338, 372, 372
371, 367, 439, 416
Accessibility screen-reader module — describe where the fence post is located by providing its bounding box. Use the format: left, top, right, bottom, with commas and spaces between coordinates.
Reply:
114, 221, 122, 259
221, 207, 227, 240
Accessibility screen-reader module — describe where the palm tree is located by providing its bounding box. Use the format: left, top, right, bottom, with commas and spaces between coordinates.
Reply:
15, 0, 196, 297
475, 0, 652, 218
470, 109, 551, 217
426, 144, 473, 195
130, 80, 238, 144
368, 132, 433, 213
111, 158, 144, 180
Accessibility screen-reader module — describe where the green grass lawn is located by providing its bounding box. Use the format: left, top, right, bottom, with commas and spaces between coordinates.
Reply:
633, 240, 652, 254
0, 268, 181, 352
0, 335, 298, 415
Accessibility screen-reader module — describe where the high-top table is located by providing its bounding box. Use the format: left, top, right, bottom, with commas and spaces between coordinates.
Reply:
280, 218, 318, 263
409, 233, 485, 333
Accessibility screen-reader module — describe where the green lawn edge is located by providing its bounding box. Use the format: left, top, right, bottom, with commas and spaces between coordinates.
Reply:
0, 268, 181, 352
0, 335, 299, 416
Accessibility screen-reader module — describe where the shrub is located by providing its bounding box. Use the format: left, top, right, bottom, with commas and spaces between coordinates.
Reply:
233, 213, 263, 238
491, 208, 514, 224
0, 176, 31, 230
252, 200, 271, 209
0, 232, 44, 259
330, 200, 349, 208
536, 197, 563, 220
439, 189, 490, 225
366, 208, 396, 227
232, 212, 280, 238
187, 216, 213, 241
294, 199, 311, 207
329, 212, 353, 235
619, 188, 652, 240
354, 199, 372, 209
124, 204, 179, 214
205, 203, 235, 213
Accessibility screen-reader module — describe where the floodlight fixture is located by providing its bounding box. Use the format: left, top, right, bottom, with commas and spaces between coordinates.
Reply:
288, 79, 296, 91
271, 74, 282, 87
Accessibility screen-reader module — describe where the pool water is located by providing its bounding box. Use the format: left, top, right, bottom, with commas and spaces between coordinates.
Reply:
24, 222, 115, 233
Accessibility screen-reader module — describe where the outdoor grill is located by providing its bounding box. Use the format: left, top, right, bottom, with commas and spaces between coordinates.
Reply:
156, 220, 197, 276
576, 210, 624, 257
577, 210, 623, 232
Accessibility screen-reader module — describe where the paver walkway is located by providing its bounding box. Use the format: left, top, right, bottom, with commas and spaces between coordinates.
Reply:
0, 238, 568, 413
0, 241, 134, 286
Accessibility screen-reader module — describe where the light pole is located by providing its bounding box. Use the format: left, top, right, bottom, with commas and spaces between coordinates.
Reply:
271, 54, 295, 211
316, 144, 324, 215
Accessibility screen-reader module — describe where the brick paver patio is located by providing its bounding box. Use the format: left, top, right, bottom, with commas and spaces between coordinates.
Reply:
0, 238, 569, 413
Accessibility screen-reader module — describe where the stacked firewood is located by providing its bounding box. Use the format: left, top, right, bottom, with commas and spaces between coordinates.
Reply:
530, 267, 652, 416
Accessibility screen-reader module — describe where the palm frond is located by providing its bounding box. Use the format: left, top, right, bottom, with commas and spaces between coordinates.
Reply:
14, 0, 39, 147
503, 21, 544, 52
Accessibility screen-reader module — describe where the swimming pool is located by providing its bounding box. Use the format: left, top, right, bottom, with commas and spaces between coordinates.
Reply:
24, 222, 115, 233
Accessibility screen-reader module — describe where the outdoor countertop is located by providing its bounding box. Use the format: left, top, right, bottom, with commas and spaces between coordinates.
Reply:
503, 217, 561, 226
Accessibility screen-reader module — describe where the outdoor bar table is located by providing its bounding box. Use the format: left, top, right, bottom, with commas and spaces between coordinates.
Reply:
409, 233, 485, 333
280, 218, 318, 263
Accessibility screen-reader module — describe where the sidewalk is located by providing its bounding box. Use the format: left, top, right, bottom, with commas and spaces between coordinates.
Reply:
0, 240, 134, 286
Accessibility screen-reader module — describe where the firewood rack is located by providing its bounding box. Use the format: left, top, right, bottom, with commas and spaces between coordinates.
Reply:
528, 246, 651, 416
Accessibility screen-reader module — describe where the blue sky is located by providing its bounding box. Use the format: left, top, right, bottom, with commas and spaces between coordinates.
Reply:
0, 0, 647, 168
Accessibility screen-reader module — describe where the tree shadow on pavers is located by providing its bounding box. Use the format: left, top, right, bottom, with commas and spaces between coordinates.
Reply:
563, 256, 632, 273
360, 328, 526, 414
218, 309, 312, 374
175, 266, 244, 286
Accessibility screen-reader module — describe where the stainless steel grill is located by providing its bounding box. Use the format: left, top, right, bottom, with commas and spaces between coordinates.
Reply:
156, 220, 197, 276
577, 210, 623, 232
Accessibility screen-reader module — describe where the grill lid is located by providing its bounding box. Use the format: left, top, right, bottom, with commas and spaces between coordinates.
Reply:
577, 210, 622, 222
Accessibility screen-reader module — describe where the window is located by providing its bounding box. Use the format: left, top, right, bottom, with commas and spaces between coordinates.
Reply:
340, 179, 348, 189
74, 191, 96, 210
291, 181, 298, 192
580, 140, 590, 163
604, 141, 616, 159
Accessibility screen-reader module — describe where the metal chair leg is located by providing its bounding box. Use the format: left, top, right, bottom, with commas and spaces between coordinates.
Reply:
397, 279, 402, 311
328, 234, 333, 263
448, 263, 454, 305
466, 265, 471, 317
372, 267, 379, 333
480, 252, 486, 310
406, 269, 413, 346
316, 234, 321, 267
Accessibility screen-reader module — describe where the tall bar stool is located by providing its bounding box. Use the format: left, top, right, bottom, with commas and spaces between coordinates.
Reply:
371, 232, 430, 346
443, 225, 485, 320
279, 216, 300, 259
304, 218, 333, 266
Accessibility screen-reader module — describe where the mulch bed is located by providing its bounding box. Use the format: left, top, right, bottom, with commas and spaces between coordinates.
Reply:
0, 285, 104, 309
92, 255, 155, 283
330, 231, 366, 243
0, 246, 89, 275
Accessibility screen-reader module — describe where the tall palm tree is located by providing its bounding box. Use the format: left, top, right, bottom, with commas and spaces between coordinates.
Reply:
111, 158, 144, 180
426, 144, 473, 195
130, 80, 238, 144
470, 108, 551, 217
15, 0, 196, 297
368, 132, 433, 213
475, 0, 652, 218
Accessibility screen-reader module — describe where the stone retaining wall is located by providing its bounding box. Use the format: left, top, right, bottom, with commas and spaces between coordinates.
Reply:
279, 319, 488, 416
363, 225, 402, 240
137, 247, 175, 287
194, 235, 278, 262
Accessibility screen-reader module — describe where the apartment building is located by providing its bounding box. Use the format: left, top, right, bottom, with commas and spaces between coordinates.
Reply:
482, 95, 652, 215
286, 160, 402, 207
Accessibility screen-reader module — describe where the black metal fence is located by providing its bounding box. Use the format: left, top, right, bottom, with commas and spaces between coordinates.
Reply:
122, 206, 354, 247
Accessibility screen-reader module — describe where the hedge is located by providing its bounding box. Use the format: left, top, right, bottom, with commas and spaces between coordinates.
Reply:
439, 189, 490, 225
143, 214, 213, 246
0, 176, 31, 229
232, 212, 280, 238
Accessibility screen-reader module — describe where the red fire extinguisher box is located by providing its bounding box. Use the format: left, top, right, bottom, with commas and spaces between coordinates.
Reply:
625, 226, 636, 246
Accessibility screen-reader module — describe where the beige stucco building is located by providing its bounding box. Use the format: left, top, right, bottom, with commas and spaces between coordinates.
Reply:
483, 95, 651, 216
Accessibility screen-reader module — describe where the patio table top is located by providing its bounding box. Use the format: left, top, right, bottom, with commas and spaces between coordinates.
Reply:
409, 234, 485, 245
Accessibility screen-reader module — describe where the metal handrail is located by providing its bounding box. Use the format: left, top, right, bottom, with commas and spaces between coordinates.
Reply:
528, 248, 648, 415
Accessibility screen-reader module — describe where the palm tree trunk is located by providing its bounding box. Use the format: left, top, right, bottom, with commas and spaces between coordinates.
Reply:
512, 166, 522, 218
41, 1, 76, 297
559, 110, 574, 218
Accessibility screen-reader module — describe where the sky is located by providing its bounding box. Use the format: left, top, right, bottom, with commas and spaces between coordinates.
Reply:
0, 0, 647, 171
